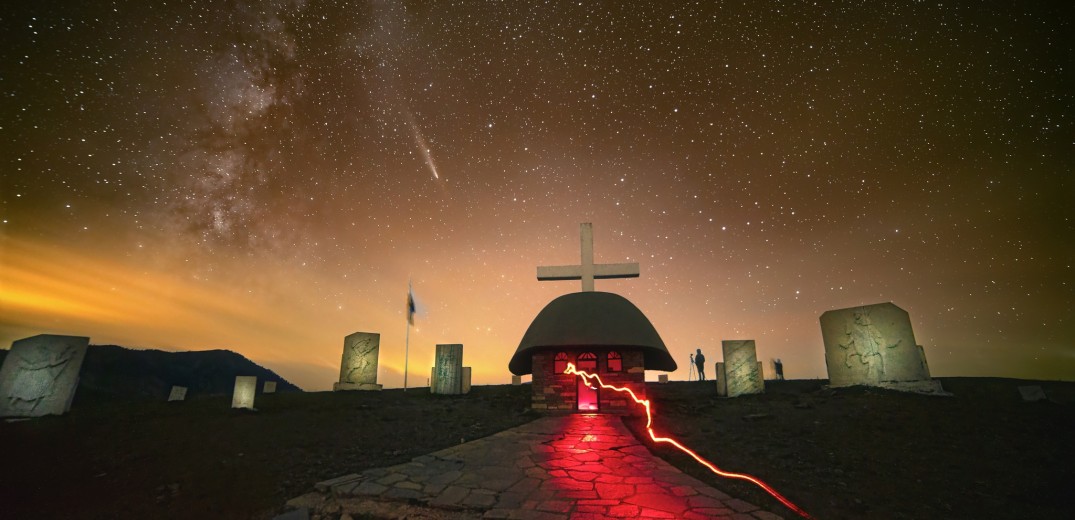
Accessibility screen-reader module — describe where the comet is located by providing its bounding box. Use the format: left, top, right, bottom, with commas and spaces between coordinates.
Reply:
564, 362, 813, 519
403, 109, 439, 180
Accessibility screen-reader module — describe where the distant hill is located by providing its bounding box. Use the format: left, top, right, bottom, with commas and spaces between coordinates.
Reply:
0, 344, 301, 404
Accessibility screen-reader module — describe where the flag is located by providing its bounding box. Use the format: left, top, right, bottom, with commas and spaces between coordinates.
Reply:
406, 286, 416, 325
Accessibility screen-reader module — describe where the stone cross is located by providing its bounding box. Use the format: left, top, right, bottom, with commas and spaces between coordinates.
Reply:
537, 223, 639, 292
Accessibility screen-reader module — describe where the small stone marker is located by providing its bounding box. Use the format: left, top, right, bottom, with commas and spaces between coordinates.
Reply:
462, 367, 472, 394
512, 375, 522, 386
715, 362, 727, 395
718, 340, 765, 397
264, 381, 277, 394
1018, 385, 1047, 402
334, 331, 383, 391
658, 374, 669, 383
168, 386, 187, 401
0, 334, 89, 417
431, 344, 463, 395
820, 302, 944, 393
232, 376, 257, 409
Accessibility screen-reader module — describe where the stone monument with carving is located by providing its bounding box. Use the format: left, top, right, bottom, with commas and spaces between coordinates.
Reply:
232, 376, 257, 409
333, 331, 383, 391
431, 344, 463, 395
0, 334, 89, 417
263, 381, 277, 394
820, 302, 943, 393
715, 340, 765, 397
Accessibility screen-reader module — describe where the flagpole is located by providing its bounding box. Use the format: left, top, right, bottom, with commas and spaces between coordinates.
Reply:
404, 280, 412, 391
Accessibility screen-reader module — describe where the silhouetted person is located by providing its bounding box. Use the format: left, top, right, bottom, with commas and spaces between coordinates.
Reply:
694, 348, 706, 381
774, 358, 784, 380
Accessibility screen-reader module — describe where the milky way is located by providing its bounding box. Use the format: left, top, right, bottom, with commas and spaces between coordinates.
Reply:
1, 1, 1070, 390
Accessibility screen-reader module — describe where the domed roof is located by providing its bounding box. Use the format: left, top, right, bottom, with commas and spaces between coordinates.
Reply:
509, 291, 677, 375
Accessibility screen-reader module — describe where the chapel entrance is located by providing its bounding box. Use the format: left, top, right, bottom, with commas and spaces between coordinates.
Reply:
576, 352, 599, 411
577, 377, 599, 411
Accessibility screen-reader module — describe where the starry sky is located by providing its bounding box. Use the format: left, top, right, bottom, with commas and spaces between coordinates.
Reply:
1, 1, 1071, 391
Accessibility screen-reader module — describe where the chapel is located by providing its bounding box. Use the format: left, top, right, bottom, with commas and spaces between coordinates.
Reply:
508, 223, 676, 414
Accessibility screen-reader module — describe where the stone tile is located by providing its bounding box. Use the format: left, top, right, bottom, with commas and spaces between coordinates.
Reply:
574, 505, 609, 514
670, 485, 698, 497
536, 500, 572, 513
567, 471, 598, 482
638, 508, 677, 518
725, 498, 760, 513
606, 504, 641, 518
697, 486, 733, 500
558, 490, 598, 499
351, 481, 387, 496
423, 482, 447, 495
494, 492, 530, 509
507, 477, 542, 494
623, 493, 690, 515
594, 482, 635, 500
463, 491, 497, 508
687, 495, 727, 508
693, 507, 735, 516
314, 474, 363, 493
383, 487, 425, 500
375, 473, 407, 486
752, 511, 784, 519
430, 485, 470, 507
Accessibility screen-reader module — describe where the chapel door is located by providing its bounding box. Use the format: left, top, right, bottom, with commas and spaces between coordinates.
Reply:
577, 377, 599, 411
576, 352, 599, 411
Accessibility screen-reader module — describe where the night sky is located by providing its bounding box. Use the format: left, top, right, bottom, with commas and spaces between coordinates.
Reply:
1, 1, 1071, 391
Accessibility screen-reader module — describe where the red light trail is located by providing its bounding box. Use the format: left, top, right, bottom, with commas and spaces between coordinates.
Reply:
564, 362, 814, 519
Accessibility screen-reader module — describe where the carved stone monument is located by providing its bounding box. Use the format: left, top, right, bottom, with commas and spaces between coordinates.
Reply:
263, 381, 277, 394
716, 340, 765, 397
333, 331, 383, 391
658, 374, 669, 384
512, 375, 522, 386
431, 344, 463, 395
0, 334, 89, 417
168, 386, 188, 401
232, 376, 257, 409
820, 302, 942, 392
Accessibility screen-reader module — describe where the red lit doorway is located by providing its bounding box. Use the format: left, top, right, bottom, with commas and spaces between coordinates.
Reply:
577, 352, 599, 411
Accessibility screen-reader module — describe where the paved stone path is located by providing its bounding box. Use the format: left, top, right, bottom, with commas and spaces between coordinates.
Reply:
280, 414, 782, 519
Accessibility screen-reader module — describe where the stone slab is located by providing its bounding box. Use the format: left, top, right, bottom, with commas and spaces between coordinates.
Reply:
0, 334, 89, 417
168, 386, 187, 401
722, 340, 764, 397
715, 362, 727, 397
512, 375, 522, 386
432, 344, 464, 395
232, 376, 257, 409
820, 302, 930, 386
264, 381, 277, 394
462, 367, 472, 394
338, 331, 380, 386
1018, 385, 1046, 401
658, 374, 668, 384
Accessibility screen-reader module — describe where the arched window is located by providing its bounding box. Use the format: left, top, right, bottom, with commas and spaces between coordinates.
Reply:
554, 352, 569, 374
607, 351, 622, 372
578, 352, 597, 371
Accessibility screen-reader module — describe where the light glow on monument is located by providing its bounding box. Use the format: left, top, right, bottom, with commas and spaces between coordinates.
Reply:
564, 362, 813, 519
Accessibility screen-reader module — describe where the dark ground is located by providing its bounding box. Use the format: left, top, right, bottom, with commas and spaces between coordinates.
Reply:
1, 378, 1072, 519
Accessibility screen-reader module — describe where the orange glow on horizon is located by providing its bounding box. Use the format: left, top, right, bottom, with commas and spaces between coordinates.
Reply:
564, 362, 813, 519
